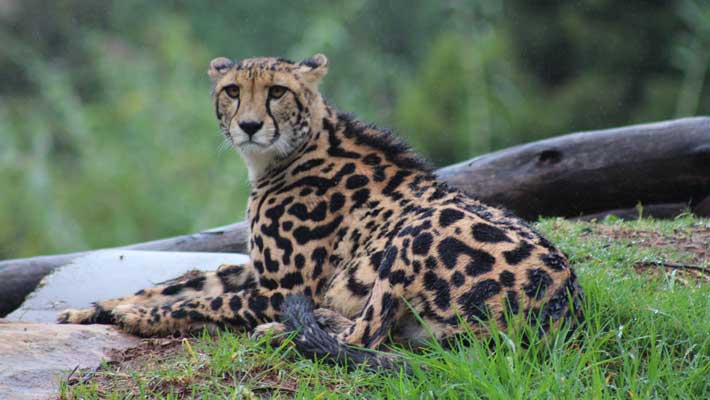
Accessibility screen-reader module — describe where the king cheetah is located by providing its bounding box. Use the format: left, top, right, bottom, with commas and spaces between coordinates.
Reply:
59, 54, 583, 369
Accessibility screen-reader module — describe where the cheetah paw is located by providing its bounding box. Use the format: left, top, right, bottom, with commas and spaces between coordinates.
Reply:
112, 304, 159, 336
251, 322, 288, 345
57, 307, 97, 324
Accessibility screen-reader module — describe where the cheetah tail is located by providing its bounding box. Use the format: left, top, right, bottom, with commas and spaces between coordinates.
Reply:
280, 294, 410, 373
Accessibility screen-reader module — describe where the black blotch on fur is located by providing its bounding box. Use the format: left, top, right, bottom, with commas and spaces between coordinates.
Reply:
364, 293, 399, 348
411, 232, 433, 256
330, 192, 346, 213
280, 272, 305, 289
311, 247, 327, 278
524, 268, 553, 300
369, 250, 384, 272
346, 174, 369, 189
248, 294, 270, 318
188, 310, 208, 323
439, 208, 464, 228
261, 197, 295, 265
437, 237, 495, 276
171, 308, 187, 319
424, 271, 451, 310
541, 253, 568, 271
259, 277, 279, 290
363, 153, 381, 165
542, 275, 583, 324
350, 188, 370, 210
378, 246, 399, 279
347, 276, 370, 296
210, 297, 223, 311
229, 295, 242, 312
451, 271, 465, 287
499, 270, 516, 287
253, 261, 265, 274
292, 158, 325, 175
288, 201, 327, 222
505, 290, 520, 315
271, 292, 285, 310
472, 223, 512, 243
458, 279, 501, 322
162, 284, 183, 296
373, 166, 387, 182
325, 118, 360, 159
382, 170, 412, 200
92, 305, 115, 324
184, 276, 206, 290
294, 254, 306, 269
263, 249, 280, 273
503, 241, 534, 265
293, 216, 344, 245
388, 270, 412, 286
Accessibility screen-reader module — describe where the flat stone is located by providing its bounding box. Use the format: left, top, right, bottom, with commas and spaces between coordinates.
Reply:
7, 250, 249, 323
0, 321, 141, 400
0, 250, 249, 398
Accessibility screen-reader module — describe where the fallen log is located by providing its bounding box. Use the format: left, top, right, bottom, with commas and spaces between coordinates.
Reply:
1, 117, 708, 317
436, 117, 710, 219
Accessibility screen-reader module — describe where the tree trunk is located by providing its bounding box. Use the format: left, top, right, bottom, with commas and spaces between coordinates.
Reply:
436, 117, 710, 219
1, 117, 708, 316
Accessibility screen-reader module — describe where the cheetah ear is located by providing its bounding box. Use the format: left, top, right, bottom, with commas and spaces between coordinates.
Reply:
208, 57, 234, 80
298, 53, 328, 84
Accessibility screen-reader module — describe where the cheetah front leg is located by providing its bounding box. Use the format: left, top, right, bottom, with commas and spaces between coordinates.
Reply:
57, 263, 255, 325
110, 287, 292, 337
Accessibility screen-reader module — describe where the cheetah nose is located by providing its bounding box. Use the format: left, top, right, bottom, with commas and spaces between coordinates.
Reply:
238, 120, 263, 137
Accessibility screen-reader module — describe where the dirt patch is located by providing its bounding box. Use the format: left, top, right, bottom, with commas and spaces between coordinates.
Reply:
62, 337, 305, 399
589, 222, 709, 284
63, 338, 186, 397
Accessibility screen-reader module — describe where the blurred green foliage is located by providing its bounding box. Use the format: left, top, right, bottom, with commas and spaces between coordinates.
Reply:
0, 0, 708, 259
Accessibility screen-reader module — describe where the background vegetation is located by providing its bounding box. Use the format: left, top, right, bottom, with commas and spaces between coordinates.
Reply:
1, 0, 709, 259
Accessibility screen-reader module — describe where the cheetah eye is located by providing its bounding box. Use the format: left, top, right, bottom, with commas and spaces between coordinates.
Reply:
224, 84, 240, 99
269, 85, 287, 99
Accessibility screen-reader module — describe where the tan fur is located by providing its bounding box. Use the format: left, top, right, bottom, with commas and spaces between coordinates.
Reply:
59, 55, 583, 353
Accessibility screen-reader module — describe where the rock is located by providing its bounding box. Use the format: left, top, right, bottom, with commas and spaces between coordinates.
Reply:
6, 250, 249, 323
0, 250, 249, 398
0, 321, 141, 400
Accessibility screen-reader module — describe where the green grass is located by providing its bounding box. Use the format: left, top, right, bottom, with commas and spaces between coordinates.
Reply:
60, 216, 710, 399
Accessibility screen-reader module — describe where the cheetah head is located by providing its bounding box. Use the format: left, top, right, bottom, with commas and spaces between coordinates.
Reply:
208, 54, 329, 180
